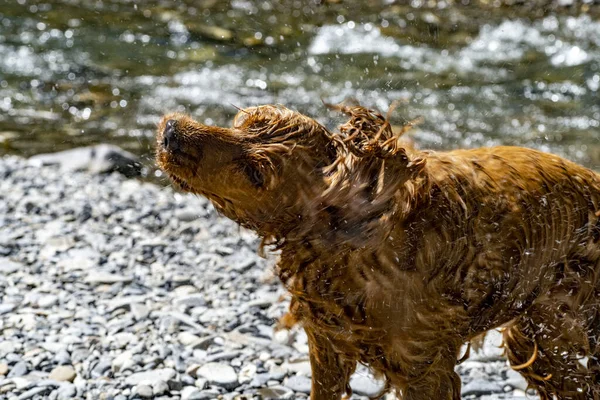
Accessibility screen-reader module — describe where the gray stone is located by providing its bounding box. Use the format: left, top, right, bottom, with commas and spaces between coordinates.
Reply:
505, 368, 529, 391
85, 272, 133, 284
284, 374, 311, 394
37, 294, 59, 308
196, 362, 238, 389
181, 386, 214, 400
175, 208, 200, 222
111, 351, 133, 373
178, 332, 202, 347
54, 349, 71, 365
350, 373, 385, 397
250, 373, 271, 387
152, 380, 170, 396
56, 383, 77, 400
136, 384, 153, 398
8, 361, 28, 377
125, 368, 177, 386
181, 373, 195, 385
281, 359, 311, 376
49, 365, 76, 382
0, 303, 17, 315
0, 258, 21, 274
105, 295, 147, 311
42, 342, 67, 354
131, 303, 149, 320
16, 386, 49, 400
268, 366, 287, 381
91, 359, 112, 378
194, 378, 207, 389
167, 379, 183, 391
30, 144, 141, 177
0, 340, 16, 355
174, 295, 207, 310
205, 350, 240, 362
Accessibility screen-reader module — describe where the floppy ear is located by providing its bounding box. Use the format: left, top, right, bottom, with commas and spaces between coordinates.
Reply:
324, 103, 426, 197
307, 104, 426, 248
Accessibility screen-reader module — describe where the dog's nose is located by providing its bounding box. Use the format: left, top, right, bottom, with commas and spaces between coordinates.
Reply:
163, 119, 179, 150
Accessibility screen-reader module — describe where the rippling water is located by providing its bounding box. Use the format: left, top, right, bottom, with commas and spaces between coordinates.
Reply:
0, 0, 598, 173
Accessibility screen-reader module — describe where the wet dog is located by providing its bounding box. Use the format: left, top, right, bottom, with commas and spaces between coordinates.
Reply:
157, 104, 600, 400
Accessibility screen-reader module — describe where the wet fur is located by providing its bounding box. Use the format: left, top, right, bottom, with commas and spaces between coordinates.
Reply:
157, 104, 600, 399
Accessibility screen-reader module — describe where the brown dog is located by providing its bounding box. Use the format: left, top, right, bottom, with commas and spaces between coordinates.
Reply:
156, 104, 600, 400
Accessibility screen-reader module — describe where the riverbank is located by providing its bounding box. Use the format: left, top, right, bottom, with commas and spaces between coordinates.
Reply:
1, 154, 533, 399
1, 1, 599, 172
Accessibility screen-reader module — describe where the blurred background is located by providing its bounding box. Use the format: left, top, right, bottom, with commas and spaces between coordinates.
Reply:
0, 0, 599, 174
0, 2, 599, 399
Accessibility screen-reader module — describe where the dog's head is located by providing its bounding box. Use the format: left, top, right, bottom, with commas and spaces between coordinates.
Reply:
156, 104, 425, 243
156, 105, 336, 233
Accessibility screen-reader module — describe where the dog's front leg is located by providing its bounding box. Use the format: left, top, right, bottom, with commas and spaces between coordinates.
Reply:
398, 346, 462, 400
306, 328, 356, 400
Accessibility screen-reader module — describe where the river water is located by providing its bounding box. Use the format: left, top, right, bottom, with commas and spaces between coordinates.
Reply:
0, 0, 599, 174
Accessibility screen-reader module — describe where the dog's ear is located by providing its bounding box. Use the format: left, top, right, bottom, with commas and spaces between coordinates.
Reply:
327, 102, 426, 180
302, 103, 428, 248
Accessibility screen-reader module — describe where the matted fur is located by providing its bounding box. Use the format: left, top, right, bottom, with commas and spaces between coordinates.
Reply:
156, 103, 600, 400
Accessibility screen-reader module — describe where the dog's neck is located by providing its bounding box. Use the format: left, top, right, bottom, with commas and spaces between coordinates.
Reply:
268, 160, 432, 279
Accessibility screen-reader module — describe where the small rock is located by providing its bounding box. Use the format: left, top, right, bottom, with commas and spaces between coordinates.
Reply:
505, 368, 529, 391
8, 361, 28, 377
110, 332, 138, 349
268, 366, 287, 381
284, 374, 311, 394
175, 208, 200, 222
186, 363, 201, 377
91, 359, 112, 378
56, 383, 77, 400
136, 384, 153, 398
350, 373, 385, 397
0, 258, 21, 274
194, 378, 208, 389
178, 332, 202, 347
112, 351, 133, 373
30, 144, 141, 177
85, 272, 133, 284
0, 341, 16, 355
167, 379, 183, 391
152, 380, 170, 396
196, 362, 238, 390
0, 303, 17, 315
125, 368, 177, 386
250, 373, 271, 387
15, 386, 49, 400
0, 363, 8, 375
205, 350, 240, 362
181, 373, 195, 385
131, 303, 149, 320
238, 363, 256, 384
42, 342, 67, 354
37, 294, 59, 308
54, 349, 71, 365
280, 359, 311, 376
181, 386, 210, 400
49, 366, 77, 382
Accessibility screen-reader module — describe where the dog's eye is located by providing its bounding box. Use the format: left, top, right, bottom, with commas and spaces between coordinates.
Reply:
243, 164, 264, 188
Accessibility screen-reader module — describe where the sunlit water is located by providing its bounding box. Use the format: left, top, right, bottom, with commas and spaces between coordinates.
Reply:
0, 1, 598, 173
